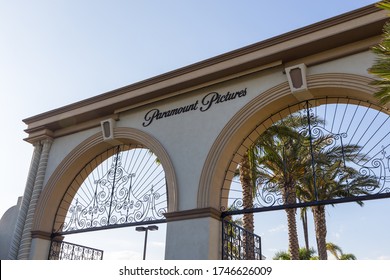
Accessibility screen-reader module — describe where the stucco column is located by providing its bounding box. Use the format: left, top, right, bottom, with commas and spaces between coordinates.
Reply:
18, 138, 53, 260
164, 208, 221, 260
29, 231, 62, 260
7, 142, 43, 260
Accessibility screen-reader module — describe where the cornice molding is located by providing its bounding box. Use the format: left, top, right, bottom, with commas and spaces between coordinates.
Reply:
23, 4, 387, 138
164, 207, 221, 222
31, 230, 52, 240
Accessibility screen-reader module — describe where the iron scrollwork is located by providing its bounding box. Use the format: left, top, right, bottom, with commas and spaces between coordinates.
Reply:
48, 240, 103, 260
57, 146, 167, 234
224, 99, 390, 213
222, 219, 262, 260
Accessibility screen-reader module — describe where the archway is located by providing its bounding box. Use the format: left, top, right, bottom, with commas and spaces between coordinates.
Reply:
198, 73, 390, 259
53, 144, 167, 235
199, 73, 387, 209
31, 127, 177, 259
222, 97, 390, 215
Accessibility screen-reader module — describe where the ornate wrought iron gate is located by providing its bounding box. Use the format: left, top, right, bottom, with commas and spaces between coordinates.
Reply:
49, 144, 168, 259
221, 97, 390, 217
53, 144, 168, 236
48, 240, 103, 260
220, 97, 390, 260
222, 219, 262, 260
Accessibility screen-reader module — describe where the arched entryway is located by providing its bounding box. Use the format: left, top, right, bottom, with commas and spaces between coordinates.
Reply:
30, 127, 178, 259
198, 73, 390, 259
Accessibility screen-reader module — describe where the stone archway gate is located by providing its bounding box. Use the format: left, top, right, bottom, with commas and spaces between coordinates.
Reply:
5, 4, 390, 259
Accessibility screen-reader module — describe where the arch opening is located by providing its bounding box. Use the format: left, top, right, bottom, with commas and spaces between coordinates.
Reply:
221, 97, 390, 216
219, 95, 390, 260
30, 127, 177, 259
53, 144, 168, 236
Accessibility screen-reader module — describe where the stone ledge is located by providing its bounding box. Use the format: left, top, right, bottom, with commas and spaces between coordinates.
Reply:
164, 207, 221, 222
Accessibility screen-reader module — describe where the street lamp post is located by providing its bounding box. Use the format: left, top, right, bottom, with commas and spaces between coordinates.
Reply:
135, 225, 159, 260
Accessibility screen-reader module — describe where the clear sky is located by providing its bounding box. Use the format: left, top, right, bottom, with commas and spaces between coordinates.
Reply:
1, 0, 388, 260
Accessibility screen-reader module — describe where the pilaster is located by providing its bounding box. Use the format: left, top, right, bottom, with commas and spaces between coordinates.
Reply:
18, 138, 53, 259
7, 142, 42, 259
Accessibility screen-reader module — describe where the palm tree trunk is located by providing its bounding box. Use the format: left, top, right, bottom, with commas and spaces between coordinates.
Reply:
301, 208, 310, 251
283, 182, 300, 260
239, 152, 255, 259
285, 208, 299, 259
312, 205, 327, 260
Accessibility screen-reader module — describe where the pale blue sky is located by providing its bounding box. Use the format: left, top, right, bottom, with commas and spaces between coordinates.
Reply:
1, 0, 388, 260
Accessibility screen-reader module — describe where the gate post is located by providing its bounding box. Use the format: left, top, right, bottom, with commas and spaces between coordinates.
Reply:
164, 208, 221, 260
28, 231, 53, 260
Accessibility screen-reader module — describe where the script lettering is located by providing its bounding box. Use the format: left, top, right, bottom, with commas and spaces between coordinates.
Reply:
142, 88, 247, 126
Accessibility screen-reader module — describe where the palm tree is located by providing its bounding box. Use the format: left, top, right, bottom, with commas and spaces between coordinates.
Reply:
298, 205, 310, 251
326, 242, 357, 260
238, 150, 257, 259
299, 141, 378, 259
238, 111, 377, 260
274, 244, 356, 260
253, 113, 377, 260
273, 247, 317, 260
273, 250, 291, 260
326, 242, 343, 259
339, 254, 357, 260
253, 120, 310, 259
299, 247, 318, 260
237, 115, 307, 259
247, 114, 326, 259
369, 1, 390, 105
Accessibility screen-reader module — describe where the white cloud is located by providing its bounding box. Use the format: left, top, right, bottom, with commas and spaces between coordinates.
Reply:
332, 232, 341, 240
268, 224, 287, 233
330, 225, 344, 240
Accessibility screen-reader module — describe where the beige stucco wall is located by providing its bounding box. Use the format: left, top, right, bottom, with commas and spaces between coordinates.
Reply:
5, 3, 389, 259
34, 48, 378, 222
18, 20, 386, 259
40, 50, 377, 213
28, 51, 384, 260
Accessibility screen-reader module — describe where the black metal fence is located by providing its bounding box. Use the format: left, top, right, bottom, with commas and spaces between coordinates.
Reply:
48, 240, 103, 260
222, 219, 262, 260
